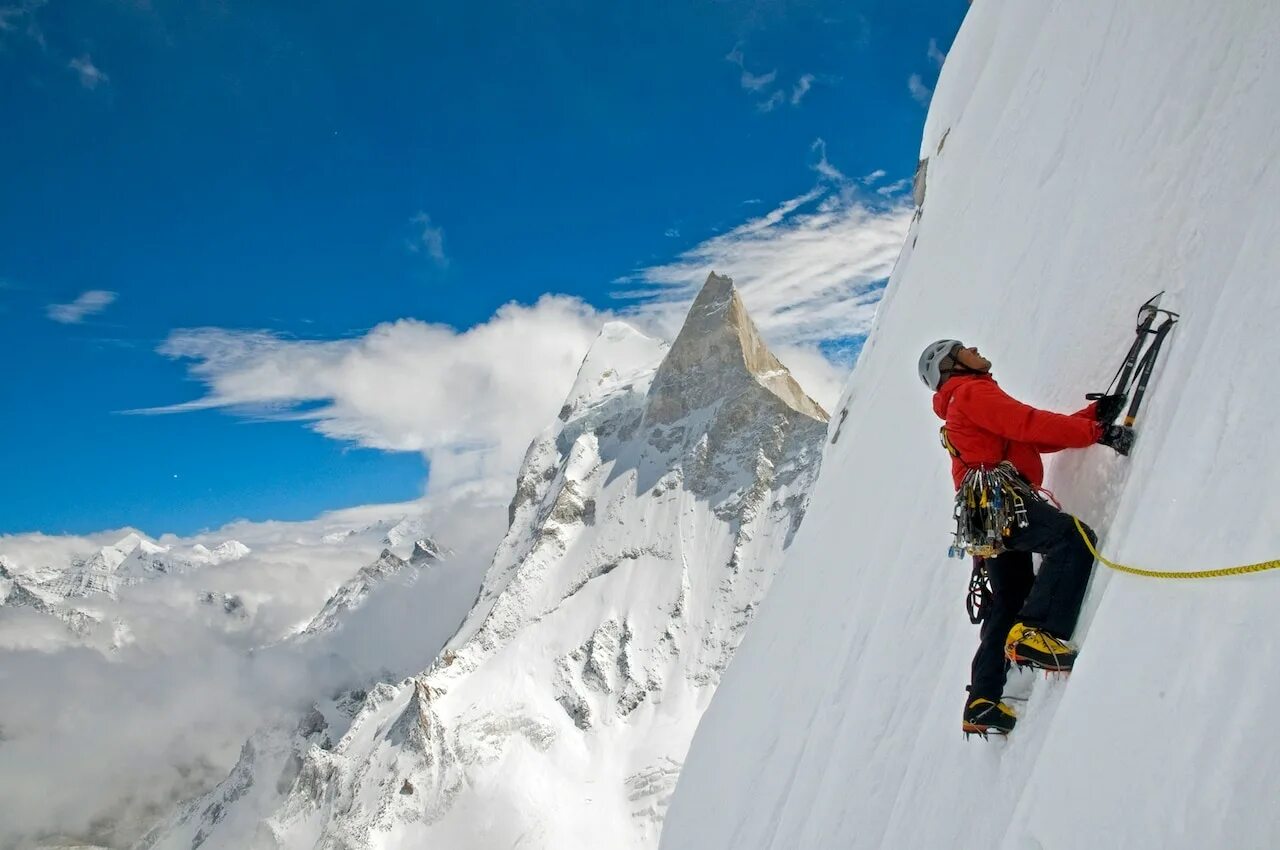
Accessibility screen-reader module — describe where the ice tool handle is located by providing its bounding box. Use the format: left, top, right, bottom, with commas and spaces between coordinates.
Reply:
1087, 292, 1179, 431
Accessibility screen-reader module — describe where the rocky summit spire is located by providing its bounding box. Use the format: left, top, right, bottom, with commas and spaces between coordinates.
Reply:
645, 272, 828, 427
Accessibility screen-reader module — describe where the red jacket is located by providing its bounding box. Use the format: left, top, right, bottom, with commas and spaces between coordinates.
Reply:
932, 373, 1102, 489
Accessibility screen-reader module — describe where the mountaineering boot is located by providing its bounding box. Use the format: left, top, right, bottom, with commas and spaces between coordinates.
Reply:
962, 697, 1017, 738
1004, 622, 1077, 672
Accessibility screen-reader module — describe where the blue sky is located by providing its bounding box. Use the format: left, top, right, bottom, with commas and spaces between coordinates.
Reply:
1, 0, 966, 536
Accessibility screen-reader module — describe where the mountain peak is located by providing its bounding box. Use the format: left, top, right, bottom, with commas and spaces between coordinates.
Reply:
646, 271, 828, 427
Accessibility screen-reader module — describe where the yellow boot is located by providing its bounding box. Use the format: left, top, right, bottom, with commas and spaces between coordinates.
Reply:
1004, 622, 1077, 672
962, 697, 1017, 737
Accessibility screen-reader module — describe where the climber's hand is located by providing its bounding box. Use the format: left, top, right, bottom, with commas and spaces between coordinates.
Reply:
1098, 424, 1135, 456
1091, 393, 1127, 424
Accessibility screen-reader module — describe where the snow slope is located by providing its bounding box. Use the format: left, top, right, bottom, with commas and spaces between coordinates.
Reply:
661, 2, 1280, 849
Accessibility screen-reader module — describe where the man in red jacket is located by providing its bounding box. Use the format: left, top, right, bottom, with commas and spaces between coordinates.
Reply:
918, 339, 1131, 736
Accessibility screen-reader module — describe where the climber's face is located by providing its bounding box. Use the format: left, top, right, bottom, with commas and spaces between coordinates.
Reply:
953, 345, 991, 373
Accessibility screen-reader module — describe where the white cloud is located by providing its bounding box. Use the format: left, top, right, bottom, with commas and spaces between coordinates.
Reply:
725, 45, 777, 93
665, 228, 680, 238
408, 212, 447, 266
876, 177, 912, 196
740, 68, 777, 92
928, 37, 947, 69
756, 90, 785, 113
810, 138, 846, 183
860, 168, 887, 186
68, 53, 108, 89
133, 296, 607, 494
791, 73, 815, 106
908, 73, 932, 105
46, 289, 117, 323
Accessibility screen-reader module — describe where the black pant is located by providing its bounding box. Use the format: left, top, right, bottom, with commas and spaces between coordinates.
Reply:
969, 497, 1097, 702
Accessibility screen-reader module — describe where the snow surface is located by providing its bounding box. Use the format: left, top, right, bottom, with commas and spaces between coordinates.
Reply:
661, 2, 1280, 848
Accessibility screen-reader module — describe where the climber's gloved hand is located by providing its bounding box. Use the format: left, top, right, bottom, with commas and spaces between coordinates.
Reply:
1098, 424, 1135, 456
1090, 392, 1127, 424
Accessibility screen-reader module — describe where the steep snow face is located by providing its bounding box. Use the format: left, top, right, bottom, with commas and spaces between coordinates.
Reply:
251, 274, 827, 849
662, 3, 1280, 849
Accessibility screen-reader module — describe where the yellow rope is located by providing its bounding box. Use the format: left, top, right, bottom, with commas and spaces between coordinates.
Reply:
1073, 516, 1280, 579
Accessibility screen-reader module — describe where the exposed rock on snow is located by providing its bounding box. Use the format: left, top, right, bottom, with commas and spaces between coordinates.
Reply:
198, 591, 248, 620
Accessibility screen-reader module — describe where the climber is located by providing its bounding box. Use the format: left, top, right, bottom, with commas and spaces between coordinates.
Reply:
918, 340, 1132, 736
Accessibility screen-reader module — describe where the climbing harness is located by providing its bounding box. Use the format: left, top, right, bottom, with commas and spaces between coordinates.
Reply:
1073, 516, 1280, 579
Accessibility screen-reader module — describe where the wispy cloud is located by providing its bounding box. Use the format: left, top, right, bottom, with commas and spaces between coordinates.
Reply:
907, 39, 945, 107
407, 212, 447, 266
907, 73, 932, 106
133, 297, 607, 494
810, 138, 846, 183
68, 54, 108, 89
927, 37, 947, 69
725, 46, 816, 113
617, 143, 913, 407
860, 168, 887, 186
725, 46, 776, 92
740, 67, 777, 92
664, 228, 680, 238
46, 290, 117, 323
0, 0, 47, 47
756, 90, 784, 113
876, 177, 912, 197
791, 73, 815, 106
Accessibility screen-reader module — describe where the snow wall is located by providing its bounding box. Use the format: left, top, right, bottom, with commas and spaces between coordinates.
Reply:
661, 1, 1280, 848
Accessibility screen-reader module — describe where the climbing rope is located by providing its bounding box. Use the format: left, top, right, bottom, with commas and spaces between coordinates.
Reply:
1073, 516, 1280, 579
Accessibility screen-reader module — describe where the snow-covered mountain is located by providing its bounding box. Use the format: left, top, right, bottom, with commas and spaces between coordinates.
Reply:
3, 531, 245, 603
660, 2, 1280, 849
190, 540, 252, 565
300, 539, 447, 637
0, 531, 251, 646
137, 540, 459, 850
151, 272, 827, 849
0, 559, 103, 638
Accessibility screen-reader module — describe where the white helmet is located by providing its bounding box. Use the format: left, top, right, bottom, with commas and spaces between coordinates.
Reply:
918, 339, 963, 390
